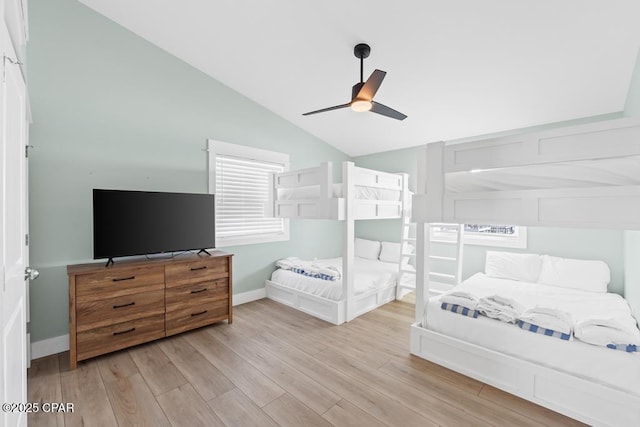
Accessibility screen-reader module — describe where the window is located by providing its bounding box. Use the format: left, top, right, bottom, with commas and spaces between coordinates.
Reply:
208, 140, 289, 247
430, 224, 527, 249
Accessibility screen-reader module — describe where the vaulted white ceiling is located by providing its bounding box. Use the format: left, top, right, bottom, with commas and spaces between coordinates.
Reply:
78, 0, 640, 156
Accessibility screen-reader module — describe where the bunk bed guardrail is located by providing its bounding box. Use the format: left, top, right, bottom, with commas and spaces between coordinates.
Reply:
268, 161, 405, 221
412, 117, 640, 230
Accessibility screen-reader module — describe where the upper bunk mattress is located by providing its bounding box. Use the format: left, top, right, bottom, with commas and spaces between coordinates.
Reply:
424, 273, 640, 396
446, 155, 640, 193
270, 257, 398, 301
278, 184, 400, 201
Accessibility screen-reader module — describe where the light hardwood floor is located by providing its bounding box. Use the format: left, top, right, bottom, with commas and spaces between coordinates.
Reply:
28, 296, 585, 427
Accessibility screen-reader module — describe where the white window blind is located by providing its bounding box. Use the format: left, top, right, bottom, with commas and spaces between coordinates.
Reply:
208, 139, 289, 247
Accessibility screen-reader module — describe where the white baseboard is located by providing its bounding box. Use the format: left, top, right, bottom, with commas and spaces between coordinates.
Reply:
29, 288, 266, 360
233, 287, 266, 306
31, 334, 69, 360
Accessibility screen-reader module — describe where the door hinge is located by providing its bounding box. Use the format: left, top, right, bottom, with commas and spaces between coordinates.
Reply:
25, 145, 33, 158
25, 234, 29, 246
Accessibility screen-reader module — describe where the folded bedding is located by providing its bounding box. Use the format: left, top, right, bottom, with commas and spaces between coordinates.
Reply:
439, 291, 485, 319
432, 273, 640, 345
574, 316, 640, 352
477, 295, 524, 323
440, 291, 479, 310
275, 257, 341, 281
440, 302, 479, 318
517, 320, 571, 341
518, 306, 573, 336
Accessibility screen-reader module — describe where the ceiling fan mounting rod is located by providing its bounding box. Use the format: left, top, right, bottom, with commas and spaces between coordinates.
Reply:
354, 43, 371, 84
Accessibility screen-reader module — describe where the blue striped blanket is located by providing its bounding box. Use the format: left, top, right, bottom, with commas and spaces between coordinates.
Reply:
606, 343, 639, 353
441, 302, 479, 318
289, 267, 337, 281
517, 320, 571, 341
275, 257, 341, 281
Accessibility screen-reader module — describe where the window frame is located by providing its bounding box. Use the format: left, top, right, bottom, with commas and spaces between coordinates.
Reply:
430, 224, 527, 249
207, 139, 290, 247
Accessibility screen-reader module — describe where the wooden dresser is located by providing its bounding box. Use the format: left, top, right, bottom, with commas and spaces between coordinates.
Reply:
67, 252, 232, 369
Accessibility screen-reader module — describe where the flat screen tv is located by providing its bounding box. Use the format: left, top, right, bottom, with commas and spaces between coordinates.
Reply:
93, 189, 215, 263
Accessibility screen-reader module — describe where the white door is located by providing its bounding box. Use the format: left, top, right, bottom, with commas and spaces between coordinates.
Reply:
1, 21, 28, 427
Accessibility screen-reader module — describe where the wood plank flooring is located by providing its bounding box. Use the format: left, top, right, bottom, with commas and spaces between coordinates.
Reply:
28, 296, 585, 427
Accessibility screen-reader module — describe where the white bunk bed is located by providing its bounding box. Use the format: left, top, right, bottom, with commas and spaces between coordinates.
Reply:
269, 161, 405, 220
410, 117, 640, 427
265, 161, 410, 324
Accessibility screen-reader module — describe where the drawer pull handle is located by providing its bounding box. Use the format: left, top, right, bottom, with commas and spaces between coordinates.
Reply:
113, 276, 135, 282
113, 302, 135, 309
113, 327, 136, 336
190, 266, 207, 271
190, 288, 208, 294
191, 310, 208, 317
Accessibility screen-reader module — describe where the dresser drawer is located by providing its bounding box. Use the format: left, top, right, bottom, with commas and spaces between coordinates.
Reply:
165, 258, 229, 288
76, 314, 165, 362
165, 279, 228, 312
165, 300, 229, 336
76, 289, 165, 332
76, 265, 165, 301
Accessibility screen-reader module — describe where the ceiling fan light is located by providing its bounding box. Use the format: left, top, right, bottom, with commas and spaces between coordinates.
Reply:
351, 99, 372, 112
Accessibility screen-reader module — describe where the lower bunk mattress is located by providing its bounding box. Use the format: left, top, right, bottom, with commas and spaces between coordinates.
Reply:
270, 256, 398, 301
424, 273, 640, 396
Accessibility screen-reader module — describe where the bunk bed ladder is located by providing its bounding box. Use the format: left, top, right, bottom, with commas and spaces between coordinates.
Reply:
427, 223, 464, 296
396, 215, 417, 299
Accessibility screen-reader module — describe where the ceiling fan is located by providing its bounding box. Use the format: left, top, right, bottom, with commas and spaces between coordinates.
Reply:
302, 43, 407, 121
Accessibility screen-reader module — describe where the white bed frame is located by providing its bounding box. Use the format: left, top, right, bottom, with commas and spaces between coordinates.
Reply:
265, 279, 396, 325
410, 325, 640, 426
265, 161, 409, 324
411, 117, 640, 426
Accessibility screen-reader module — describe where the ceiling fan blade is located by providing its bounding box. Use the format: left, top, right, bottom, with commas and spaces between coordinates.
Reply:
302, 103, 351, 116
370, 101, 407, 120
356, 69, 386, 101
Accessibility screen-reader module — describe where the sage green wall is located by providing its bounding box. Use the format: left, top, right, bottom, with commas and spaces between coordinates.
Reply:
27, 0, 349, 342
353, 118, 627, 295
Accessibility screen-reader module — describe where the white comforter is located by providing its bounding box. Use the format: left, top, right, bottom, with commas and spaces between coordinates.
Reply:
435, 273, 634, 323
425, 273, 640, 395
270, 257, 398, 301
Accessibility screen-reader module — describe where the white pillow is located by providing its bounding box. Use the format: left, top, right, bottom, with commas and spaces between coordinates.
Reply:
485, 251, 542, 283
354, 238, 381, 260
378, 241, 415, 264
379, 242, 401, 263
537, 255, 610, 293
